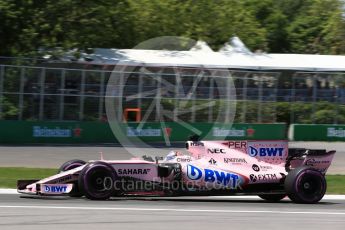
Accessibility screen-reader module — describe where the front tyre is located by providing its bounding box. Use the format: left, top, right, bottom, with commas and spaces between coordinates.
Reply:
258, 194, 286, 202
58, 159, 86, 173
78, 161, 117, 200
58, 159, 86, 197
285, 166, 326, 204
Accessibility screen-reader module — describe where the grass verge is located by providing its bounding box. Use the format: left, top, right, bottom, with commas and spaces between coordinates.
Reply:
325, 175, 345, 194
0, 167, 56, 188
0, 167, 344, 194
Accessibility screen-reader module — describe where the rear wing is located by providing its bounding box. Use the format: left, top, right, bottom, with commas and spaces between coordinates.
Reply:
288, 148, 335, 157
287, 148, 336, 174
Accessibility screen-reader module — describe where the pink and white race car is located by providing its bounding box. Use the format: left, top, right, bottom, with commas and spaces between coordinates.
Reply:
17, 140, 335, 203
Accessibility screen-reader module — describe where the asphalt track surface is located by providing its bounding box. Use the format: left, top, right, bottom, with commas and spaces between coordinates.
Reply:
0, 194, 344, 230
0, 141, 344, 174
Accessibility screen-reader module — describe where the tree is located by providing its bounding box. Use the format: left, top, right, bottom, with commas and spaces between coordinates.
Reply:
1, 0, 345, 56
245, 0, 289, 52
0, 0, 134, 57
287, 0, 345, 54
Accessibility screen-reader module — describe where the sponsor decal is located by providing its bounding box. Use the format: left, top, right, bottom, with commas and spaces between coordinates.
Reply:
221, 141, 247, 153
226, 141, 247, 149
187, 165, 241, 188
252, 164, 260, 172
213, 128, 245, 137
207, 148, 226, 154
224, 158, 247, 164
43, 185, 67, 193
306, 159, 330, 166
33, 126, 82, 138
249, 174, 277, 182
177, 157, 192, 163
187, 165, 203, 180
248, 146, 284, 157
251, 164, 272, 172
280, 173, 286, 179
117, 168, 151, 175
327, 127, 345, 138
190, 142, 204, 147
213, 128, 256, 137
73, 127, 82, 137
246, 128, 255, 137
259, 165, 273, 171
209, 158, 217, 165
164, 127, 172, 137
127, 127, 161, 137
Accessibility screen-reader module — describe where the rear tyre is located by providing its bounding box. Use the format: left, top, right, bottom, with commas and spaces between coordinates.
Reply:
285, 166, 326, 204
58, 159, 86, 197
78, 161, 117, 200
258, 194, 286, 202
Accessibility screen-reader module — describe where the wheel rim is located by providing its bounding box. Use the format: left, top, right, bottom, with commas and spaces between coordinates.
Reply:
297, 172, 324, 201
84, 166, 114, 196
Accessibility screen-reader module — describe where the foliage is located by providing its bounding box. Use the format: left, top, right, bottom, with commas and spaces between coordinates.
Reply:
272, 101, 345, 124
149, 100, 345, 124
286, 0, 345, 54
0, 97, 19, 119
1, 0, 345, 57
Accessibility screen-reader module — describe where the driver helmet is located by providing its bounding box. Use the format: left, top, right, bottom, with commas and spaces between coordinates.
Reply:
165, 150, 179, 161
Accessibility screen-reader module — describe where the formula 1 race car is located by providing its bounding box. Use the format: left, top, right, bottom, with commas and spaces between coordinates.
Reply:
17, 140, 336, 203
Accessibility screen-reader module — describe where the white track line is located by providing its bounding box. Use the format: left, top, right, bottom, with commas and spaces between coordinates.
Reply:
0, 189, 18, 194
2, 189, 345, 200
0, 205, 344, 215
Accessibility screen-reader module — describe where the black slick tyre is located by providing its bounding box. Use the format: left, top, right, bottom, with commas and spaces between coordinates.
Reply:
58, 159, 86, 173
78, 161, 116, 200
58, 159, 86, 197
284, 166, 326, 204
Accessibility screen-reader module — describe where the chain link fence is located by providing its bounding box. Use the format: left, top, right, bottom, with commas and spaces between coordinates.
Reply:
0, 64, 344, 124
